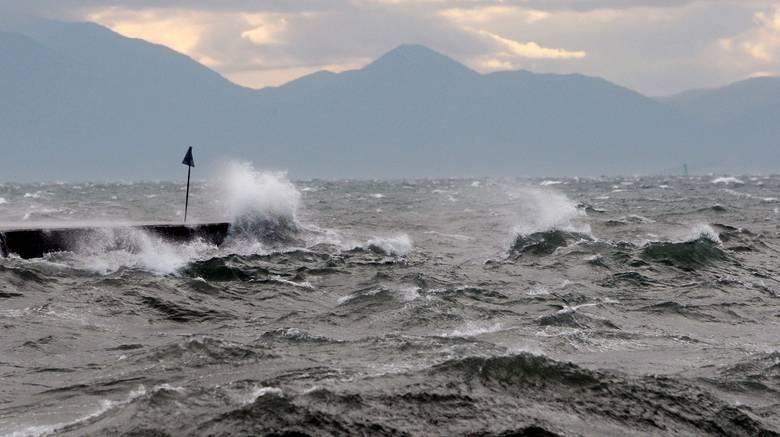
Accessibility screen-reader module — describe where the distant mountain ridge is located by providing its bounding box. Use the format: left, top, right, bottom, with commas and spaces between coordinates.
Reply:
0, 20, 776, 180
662, 76, 780, 167
663, 76, 780, 124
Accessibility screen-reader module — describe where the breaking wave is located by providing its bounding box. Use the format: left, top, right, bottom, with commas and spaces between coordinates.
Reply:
712, 176, 745, 185
510, 187, 590, 236
5, 162, 311, 274
365, 234, 414, 256
4, 176, 780, 436
509, 229, 593, 258
219, 161, 303, 247
640, 227, 727, 270
506, 188, 592, 259
60, 227, 216, 275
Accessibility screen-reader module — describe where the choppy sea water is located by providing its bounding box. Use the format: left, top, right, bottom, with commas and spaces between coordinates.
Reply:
1, 167, 779, 436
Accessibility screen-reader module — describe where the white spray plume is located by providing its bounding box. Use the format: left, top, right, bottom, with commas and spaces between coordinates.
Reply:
220, 161, 301, 224
218, 161, 302, 244
70, 228, 214, 275
509, 187, 589, 235
366, 234, 414, 256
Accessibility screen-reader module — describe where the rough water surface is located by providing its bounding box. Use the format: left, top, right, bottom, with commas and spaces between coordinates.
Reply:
1, 172, 779, 436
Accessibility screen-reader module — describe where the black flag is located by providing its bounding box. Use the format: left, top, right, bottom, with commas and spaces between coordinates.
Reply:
182, 146, 195, 167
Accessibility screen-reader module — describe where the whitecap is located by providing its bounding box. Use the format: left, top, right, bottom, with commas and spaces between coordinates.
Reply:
712, 176, 744, 185
527, 286, 551, 296
444, 321, 503, 337
682, 223, 721, 243
243, 386, 283, 405
554, 302, 598, 315
397, 286, 421, 302
639, 223, 721, 247
365, 234, 413, 256
66, 227, 217, 275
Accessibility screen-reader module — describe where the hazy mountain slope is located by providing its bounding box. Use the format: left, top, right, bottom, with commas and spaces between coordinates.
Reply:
253, 45, 702, 177
663, 76, 780, 124
661, 77, 780, 172
0, 21, 749, 180
0, 21, 257, 179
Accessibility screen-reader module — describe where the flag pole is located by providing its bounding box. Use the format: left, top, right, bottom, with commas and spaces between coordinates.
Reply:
184, 165, 191, 223
181, 146, 195, 223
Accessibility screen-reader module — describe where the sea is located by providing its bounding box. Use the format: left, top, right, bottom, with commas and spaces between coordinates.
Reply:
0, 163, 778, 436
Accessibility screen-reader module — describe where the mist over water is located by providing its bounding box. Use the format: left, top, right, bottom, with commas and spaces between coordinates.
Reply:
1, 172, 780, 436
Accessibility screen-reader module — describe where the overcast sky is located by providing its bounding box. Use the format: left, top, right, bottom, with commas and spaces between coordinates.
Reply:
2, 0, 779, 95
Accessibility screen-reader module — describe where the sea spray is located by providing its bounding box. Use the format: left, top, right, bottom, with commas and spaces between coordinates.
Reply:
29, 161, 306, 273
69, 227, 215, 275
507, 187, 591, 257
508, 187, 590, 236
219, 162, 302, 246
366, 234, 414, 256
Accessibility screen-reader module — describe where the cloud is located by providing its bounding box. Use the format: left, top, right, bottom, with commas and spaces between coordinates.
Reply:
0, 0, 778, 95
227, 58, 370, 88
440, 6, 549, 24
0, 0, 346, 16
240, 13, 289, 45
712, 6, 780, 81
372, 0, 780, 13
474, 29, 586, 60
87, 8, 205, 55
741, 7, 780, 62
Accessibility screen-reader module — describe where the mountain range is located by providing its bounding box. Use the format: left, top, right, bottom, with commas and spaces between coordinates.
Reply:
0, 19, 777, 180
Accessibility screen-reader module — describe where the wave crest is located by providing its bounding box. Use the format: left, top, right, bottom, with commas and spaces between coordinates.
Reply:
641, 235, 727, 271
509, 230, 592, 258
